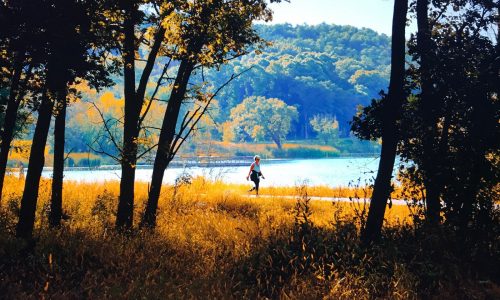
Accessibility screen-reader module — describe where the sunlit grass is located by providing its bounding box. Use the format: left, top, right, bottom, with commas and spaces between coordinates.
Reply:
0, 175, 497, 298
0, 174, 412, 229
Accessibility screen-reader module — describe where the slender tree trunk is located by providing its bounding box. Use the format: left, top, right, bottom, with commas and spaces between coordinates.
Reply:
361, 0, 408, 244
116, 4, 166, 229
272, 135, 282, 149
49, 91, 67, 227
116, 2, 138, 229
16, 68, 60, 239
0, 53, 24, 203
416, 0, 441, 224
497, 2, 500, 99
141, 60, 195, 228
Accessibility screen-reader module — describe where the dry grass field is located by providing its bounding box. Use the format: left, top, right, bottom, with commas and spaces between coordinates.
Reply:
0, 175, 498, 299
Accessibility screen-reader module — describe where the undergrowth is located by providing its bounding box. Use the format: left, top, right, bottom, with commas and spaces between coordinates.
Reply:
0, 176, 498, 299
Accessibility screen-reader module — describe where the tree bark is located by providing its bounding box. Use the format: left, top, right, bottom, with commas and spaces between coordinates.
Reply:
116, 4, 166, 229
0, 53, 25, 203
49, 90, 67, 227
116, 2, 138, 229
141, 60, 195, 228
15, 68, 59, 239
416, 0, 441, 224
361, 0, 408, 244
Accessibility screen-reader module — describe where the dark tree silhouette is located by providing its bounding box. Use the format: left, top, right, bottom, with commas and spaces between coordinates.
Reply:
115, 1, 171, 229
354, 0, 499, 235
48, 92, 67, 227
361, 0, 408, 243
416, 0, 441, 224
16, 63, 61, 238
16, 0, 113, 237
403, 0, 498, 230
0, 2, 37, 203
49, 0, 116, 228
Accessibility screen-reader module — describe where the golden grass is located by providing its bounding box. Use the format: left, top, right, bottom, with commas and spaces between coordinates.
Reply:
0, 175, 497, 299
1, 174, 412, 230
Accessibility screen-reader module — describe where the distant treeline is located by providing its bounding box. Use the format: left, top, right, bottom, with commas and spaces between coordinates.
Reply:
54, 23, 390, 155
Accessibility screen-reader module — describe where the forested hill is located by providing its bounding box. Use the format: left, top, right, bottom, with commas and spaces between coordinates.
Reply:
204, 23, 391, 138
61, 23, 391, 153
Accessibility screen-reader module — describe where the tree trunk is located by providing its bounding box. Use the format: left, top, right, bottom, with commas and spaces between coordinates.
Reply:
361, 0, 408, 244
416, 0, 441, 224
116, 4, 166, 229
15, 70, 59, 239
0, 53, 24, 203
49, 91, 67, 227
116, 2, 138, 230
272, 135, 282, 149
141, 60, 195, 228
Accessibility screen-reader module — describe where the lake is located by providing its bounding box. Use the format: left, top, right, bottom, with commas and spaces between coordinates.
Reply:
41, 157, 384, 187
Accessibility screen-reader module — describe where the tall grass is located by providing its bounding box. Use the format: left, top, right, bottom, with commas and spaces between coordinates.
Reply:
0, 175, 498, 298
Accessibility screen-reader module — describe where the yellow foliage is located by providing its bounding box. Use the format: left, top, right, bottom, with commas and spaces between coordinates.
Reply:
8, 140, 49, 163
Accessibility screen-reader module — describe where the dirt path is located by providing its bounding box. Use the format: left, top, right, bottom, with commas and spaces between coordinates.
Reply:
243, 194, 410, 206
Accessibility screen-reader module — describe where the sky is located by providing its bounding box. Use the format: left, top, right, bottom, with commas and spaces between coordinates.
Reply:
266, 0, 396, 36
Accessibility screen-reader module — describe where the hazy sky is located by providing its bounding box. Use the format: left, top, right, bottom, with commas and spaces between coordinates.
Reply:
267, 0, 395, 36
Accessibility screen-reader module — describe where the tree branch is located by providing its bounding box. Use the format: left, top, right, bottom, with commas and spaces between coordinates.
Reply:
90, 102, 121, 152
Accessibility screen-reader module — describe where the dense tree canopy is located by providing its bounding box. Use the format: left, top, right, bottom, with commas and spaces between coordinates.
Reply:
352, 0, 499, 238
204, 24, 391, 139
225, 96, 298, 149
309, 114, 340, 145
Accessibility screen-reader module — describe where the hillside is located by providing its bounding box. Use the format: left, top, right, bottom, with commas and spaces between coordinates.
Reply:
203, 23, 391, 138
60, 23, 391, 156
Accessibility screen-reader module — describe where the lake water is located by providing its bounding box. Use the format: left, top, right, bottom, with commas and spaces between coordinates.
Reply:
41, 157, 383, 187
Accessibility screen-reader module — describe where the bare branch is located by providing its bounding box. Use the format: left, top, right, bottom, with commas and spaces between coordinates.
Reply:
87, 142, 121, 162
192, 51, 249, 71
170, 67, 253, 157
90, 102, 121, 152
137, 143, 159, 160
63, 147, 74, 162
138, 57, 172, 128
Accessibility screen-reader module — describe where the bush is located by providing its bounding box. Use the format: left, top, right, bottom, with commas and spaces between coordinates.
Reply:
65, 157, 75, 167
77, 158, 101, 168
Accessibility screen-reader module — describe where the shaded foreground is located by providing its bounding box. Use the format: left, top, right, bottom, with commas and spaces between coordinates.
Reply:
0, 176, 499, 299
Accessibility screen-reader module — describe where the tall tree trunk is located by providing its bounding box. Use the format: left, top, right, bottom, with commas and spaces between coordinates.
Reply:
0, 53, 24, 203
141, 60, 195, 228
15, 68, 60, 239
497, 2, 500, 99
417, 0, 441, 224
116, 4, 166, 229
116, 2, 138, 229
361, 0, 408, 244
49, 91, 67, 227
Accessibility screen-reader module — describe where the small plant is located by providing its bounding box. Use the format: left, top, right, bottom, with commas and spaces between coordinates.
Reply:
348, 177, 371, 231
91, 190, 117, 228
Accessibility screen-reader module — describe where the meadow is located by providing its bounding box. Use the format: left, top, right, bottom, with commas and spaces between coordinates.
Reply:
0, 175, 498, 299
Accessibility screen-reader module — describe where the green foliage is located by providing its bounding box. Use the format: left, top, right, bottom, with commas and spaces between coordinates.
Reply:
309, 114, 339, 145
51, 23, 391, 156
201, 23, 391, 138
226, 96, 298, 149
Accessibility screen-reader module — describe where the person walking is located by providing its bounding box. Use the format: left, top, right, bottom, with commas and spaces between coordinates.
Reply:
247, 155, 265, 195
